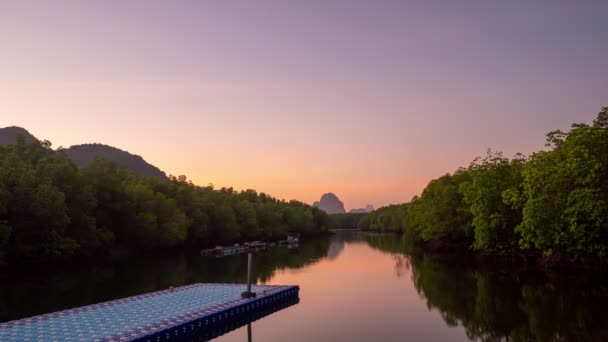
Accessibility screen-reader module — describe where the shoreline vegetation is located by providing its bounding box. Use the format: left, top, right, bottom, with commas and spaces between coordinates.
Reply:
0, 139, 330, 264
2, 107, 607, 270
353, 107, 608, 268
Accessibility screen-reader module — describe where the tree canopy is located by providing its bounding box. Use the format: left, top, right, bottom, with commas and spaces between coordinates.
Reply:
360, 107, 608, 258
0, 137, 329, 261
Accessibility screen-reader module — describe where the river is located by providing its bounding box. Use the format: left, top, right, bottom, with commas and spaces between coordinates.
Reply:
1, 231, 608, 341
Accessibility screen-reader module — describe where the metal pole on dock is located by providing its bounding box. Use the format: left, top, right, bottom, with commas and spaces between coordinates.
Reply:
242, 252, 256, 298
247, 252, 252, 293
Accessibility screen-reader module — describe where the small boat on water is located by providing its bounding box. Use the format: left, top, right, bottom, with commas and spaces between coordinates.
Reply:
221, 244, 244, 255
200, 244, 246, 256
201, 242, 267, 256
244, 241, 267, 250
287, 234, 299, 244
279, 234, 299, 246
200, 235, 299, 257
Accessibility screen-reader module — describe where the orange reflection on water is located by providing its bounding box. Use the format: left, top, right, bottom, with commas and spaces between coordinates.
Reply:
216, 234, 470, 342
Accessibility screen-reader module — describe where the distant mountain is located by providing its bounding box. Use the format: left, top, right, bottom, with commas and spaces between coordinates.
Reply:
313, 193, 346, 214
349, 205, 374, 214
0, 126, 167, 179
0, 126, 37, 145
66, 144, 167, 179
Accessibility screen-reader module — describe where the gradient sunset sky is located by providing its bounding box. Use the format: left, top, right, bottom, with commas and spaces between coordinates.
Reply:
1, 1, 607, 210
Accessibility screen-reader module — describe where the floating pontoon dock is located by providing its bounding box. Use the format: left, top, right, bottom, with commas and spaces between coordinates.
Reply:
0, 283, 299, 341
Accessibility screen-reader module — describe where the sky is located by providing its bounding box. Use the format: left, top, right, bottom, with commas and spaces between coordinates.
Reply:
1, 1, 607, 210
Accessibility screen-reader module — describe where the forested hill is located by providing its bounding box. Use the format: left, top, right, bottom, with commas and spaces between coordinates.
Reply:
66, 144, 166, 179
0, 136, 330, 262
0, 127, 37, 145
0, 127, 166, 179
358, 107, 608, 264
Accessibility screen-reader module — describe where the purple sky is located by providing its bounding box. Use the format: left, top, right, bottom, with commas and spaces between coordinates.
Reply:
1, 1, 607, 209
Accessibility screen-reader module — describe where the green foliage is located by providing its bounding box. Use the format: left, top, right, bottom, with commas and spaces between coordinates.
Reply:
515, 107, 608, 256
0, 138, 329, 260
3, 107, 607, 260
361, 107, 608, 258
311, 205, 331, 232
124, 180, 187, 248
0, 181, 11, 256
407, 170, 474, 243
282, 204, 314, 234
357, 205, 407, 232
361, 170, 475, 246
460, 150, 525, 253
0, 137, 78, 257
329, 213, 366, 230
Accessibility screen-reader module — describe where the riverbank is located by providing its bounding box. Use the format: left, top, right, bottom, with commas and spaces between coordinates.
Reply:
360, 227, 608, 271
405, 235, 608, 271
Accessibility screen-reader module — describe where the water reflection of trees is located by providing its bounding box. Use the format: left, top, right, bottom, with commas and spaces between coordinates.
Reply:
392, 255, 410, 278
366, 234, 608, 341
0, 238, 329, 322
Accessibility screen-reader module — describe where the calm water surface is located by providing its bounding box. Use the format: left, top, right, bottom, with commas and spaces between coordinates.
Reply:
2, 231, 608, 341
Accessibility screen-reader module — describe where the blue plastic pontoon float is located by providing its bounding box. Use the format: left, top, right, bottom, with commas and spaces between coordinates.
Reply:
0, 283, 299, 341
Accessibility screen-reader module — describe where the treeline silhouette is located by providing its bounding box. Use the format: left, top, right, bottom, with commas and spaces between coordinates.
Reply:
328, 213, 366, 230
0, 138, 329, 260
360, 107, 608, 259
